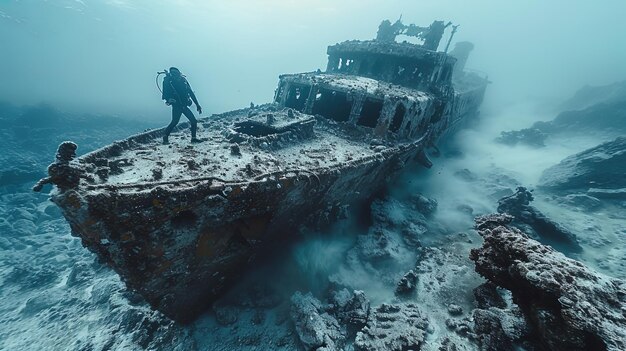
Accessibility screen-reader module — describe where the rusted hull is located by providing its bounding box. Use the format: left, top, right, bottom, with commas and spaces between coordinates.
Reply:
52, 135, 429, 322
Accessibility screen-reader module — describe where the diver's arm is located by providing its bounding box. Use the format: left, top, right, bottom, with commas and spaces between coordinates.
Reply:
186, 80, 202, 113
189, 89, 200, 107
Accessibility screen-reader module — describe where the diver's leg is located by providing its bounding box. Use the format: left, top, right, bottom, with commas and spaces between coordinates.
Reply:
182, 107, 198, 140
164, 105, 183, 144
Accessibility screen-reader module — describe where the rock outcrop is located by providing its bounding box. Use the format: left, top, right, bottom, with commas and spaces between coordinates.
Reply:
354, 303, 429, 351
497, 187, 582, 252
495, 127, 547, 148
560, 80, 626, 111
408, 193, 438, 217
539, 137, 626, 193
290, 289, 370, 350
329, 289, 370, 327
497, 81, 626, 145
290, 292, 345, 351
470, 214, 626, 351
395, 269, 418, 295
473, 283, 506, 310
562, 193, 603, 211
533, 100, 626, 135
472, 307, 528, 351
470, 283, 531, 351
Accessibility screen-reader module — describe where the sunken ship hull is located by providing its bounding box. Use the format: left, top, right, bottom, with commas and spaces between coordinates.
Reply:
52, 120, 430, 322
44, 20, 488, 322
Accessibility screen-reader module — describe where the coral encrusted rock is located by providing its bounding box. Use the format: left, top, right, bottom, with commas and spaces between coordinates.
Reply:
470, 214, 626, 351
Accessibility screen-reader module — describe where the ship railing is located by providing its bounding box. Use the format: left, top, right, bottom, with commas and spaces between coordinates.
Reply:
82, 126, 434, 193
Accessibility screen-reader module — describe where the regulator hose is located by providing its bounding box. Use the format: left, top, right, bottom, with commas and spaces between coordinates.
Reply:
156, 70, 168, 95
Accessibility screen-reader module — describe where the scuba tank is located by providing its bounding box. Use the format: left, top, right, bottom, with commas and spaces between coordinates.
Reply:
156, 68, 190, 106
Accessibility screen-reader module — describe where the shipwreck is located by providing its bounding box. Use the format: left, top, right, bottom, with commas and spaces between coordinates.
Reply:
36, 20, 488, 322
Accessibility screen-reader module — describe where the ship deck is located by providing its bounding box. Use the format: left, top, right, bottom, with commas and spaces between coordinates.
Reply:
84, 107, 387, 188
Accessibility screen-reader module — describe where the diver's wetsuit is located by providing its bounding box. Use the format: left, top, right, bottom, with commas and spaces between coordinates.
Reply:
162, 75, 199, 140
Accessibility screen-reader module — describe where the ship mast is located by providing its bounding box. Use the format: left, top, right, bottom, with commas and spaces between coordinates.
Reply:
444, 25, 460, 54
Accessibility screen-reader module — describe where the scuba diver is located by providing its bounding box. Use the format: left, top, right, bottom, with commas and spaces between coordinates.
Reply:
161, 67, 203, 144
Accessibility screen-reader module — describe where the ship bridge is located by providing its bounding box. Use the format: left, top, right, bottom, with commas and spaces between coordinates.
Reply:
274, 19, 458, 140
325, 40, 455, 89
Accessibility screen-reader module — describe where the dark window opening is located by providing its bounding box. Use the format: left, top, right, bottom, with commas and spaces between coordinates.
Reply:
371, 59, 385, 76
390, 104, 406, 133
233, 121, 280, 137
284, 84, 311, 112
171, 210, 198, 228
358, 60, 370, 75
357, 99, 383, 128
344, 59, 353, 71
312, 89, 352, 122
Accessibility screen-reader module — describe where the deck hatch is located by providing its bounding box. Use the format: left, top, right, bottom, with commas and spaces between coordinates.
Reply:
233, 121, 280, 137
